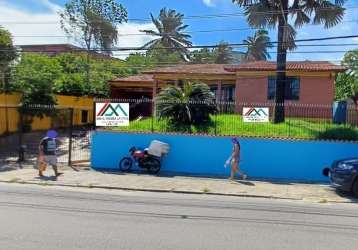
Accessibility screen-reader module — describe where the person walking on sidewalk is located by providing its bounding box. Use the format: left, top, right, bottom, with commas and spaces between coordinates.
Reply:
38, 130, 63, 178
227, 137, 247, 180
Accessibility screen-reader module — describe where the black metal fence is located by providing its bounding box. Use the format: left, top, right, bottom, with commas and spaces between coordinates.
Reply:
2, 100, 355, 165
0, 106, 92, 165
97, 99, 358, 141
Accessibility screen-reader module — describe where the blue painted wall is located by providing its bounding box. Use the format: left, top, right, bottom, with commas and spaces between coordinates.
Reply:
91, 131, 358, 182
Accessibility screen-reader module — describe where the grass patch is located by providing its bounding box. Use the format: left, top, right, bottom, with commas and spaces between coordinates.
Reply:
38, 182, 50, 186
85, 183, 94, 188
318, 198, 328, 203
112, 114, 358, 141
202, 187, 210, 193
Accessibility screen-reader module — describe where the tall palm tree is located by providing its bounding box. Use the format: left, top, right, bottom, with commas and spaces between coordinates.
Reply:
140, 8, 192, 61
243, 29, 273, 61
213, 41, 234, 64
233, 0, 345, 123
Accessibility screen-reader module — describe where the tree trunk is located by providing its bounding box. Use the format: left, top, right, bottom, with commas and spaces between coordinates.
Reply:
273, 0, 288, 124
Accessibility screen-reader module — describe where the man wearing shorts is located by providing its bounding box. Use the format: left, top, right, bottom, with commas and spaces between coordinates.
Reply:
38, 130, 63, 177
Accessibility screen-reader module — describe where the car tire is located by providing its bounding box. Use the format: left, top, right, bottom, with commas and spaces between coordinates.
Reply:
322, 168, 330, 177
352, 179, 358, 198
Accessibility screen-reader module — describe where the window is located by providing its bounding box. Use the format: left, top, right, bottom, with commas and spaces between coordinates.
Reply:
268, 77, 300, 100
221, 85, 235, 102
210, 84, 235, 102
81, 110, 88, 123
210, 85, 218, 100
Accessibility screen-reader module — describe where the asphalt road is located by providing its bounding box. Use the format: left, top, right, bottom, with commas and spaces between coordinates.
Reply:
1, 183, 358, 250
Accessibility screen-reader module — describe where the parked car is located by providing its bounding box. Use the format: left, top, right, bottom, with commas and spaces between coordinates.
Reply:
323, 158, 358, 197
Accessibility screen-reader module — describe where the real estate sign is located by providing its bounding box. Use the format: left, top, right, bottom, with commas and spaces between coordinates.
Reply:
96, 103, 129, 126
243, 107, 269, 123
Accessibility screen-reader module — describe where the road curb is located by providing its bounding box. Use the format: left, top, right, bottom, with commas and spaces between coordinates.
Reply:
0, 179, 345, 203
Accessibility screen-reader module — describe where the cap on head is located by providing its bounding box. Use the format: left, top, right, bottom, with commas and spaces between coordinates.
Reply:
231, 137, 238, 144
47, 130, 58, 139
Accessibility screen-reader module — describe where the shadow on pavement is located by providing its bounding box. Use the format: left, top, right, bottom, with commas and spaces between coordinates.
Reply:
0, 163, 20, 173
234, 180, 255, 186
335, 189, 358, 203
35, 176, 58, 181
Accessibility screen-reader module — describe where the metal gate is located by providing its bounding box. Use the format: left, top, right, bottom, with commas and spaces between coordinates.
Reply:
0, 104, 94, 166
69, 125, 93, 165
0, 106, 72, 165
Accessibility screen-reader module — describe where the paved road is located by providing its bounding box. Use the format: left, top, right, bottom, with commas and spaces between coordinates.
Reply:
0, 183, 358, 250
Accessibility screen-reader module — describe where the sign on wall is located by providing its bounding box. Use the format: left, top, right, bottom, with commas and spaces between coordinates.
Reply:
243, 107, 269, 123
96, 103, 129, 126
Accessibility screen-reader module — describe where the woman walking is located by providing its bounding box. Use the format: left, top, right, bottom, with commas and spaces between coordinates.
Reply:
227, 137, 247, 180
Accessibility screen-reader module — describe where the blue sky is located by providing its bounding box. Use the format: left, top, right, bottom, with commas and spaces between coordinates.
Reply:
1, 0, 358, 63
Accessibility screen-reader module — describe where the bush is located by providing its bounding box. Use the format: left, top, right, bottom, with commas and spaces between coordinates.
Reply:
155, 82, 217, 126
317, 127, 358, 141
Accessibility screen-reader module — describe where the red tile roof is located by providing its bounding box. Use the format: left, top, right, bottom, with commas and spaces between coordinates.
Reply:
224, 61, 345, 72
110, 74, 154, 83
110, 61, 345, 84
143, 64, 235, 75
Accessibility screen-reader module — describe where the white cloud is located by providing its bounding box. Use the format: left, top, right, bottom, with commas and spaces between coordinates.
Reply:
0, 0, 155, 58
38, 0, 62, 12
203, 0, 215, 7
202, 0, 238, 12
0, 0, 68, 45
114, 22, 156, 58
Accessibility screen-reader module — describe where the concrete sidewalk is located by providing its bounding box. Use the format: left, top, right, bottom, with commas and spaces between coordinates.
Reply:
0, 163, 356, 203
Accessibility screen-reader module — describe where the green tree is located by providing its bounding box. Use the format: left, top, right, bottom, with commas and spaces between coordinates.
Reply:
12, 52, 129, 99
12, 54, 60, 117
212, 42, 233, 64
156, 82, 217, 126
190, 48, 215, 64
335, 50, 358, 103
146, 44, 183, 65
233, 0, 346, 123
125, 47, 182, 73
141, 8, 192, 61
125, 53, 155, 74
189, 42, 234, 64
336, 74, 358, 102
60, 0, 127, 54
0, 26, 17, 92
53, 53, 88, 96
243, 29, 273, 61
53, 53, 131, 97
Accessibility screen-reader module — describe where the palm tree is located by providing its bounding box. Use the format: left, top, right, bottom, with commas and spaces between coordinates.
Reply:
190, 48, 214, 64
243, 29, 273, 61
213, 42, 234, 64
233, 0, 346, 123
189, 42, 234, 64
140, 8, 192, 61
156, 82, 217, 126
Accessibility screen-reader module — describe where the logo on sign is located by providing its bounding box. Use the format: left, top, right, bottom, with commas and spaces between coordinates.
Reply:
243, 107, 269, 123
96, 103, 129, 126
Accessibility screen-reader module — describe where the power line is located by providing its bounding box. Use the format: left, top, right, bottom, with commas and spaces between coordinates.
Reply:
10, 27, 255, 37
1, 48, 357, 55
1, 5, 357, 24
7, 43, 358, 57
1, 34, 358, 53
7, 19, 358, 38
